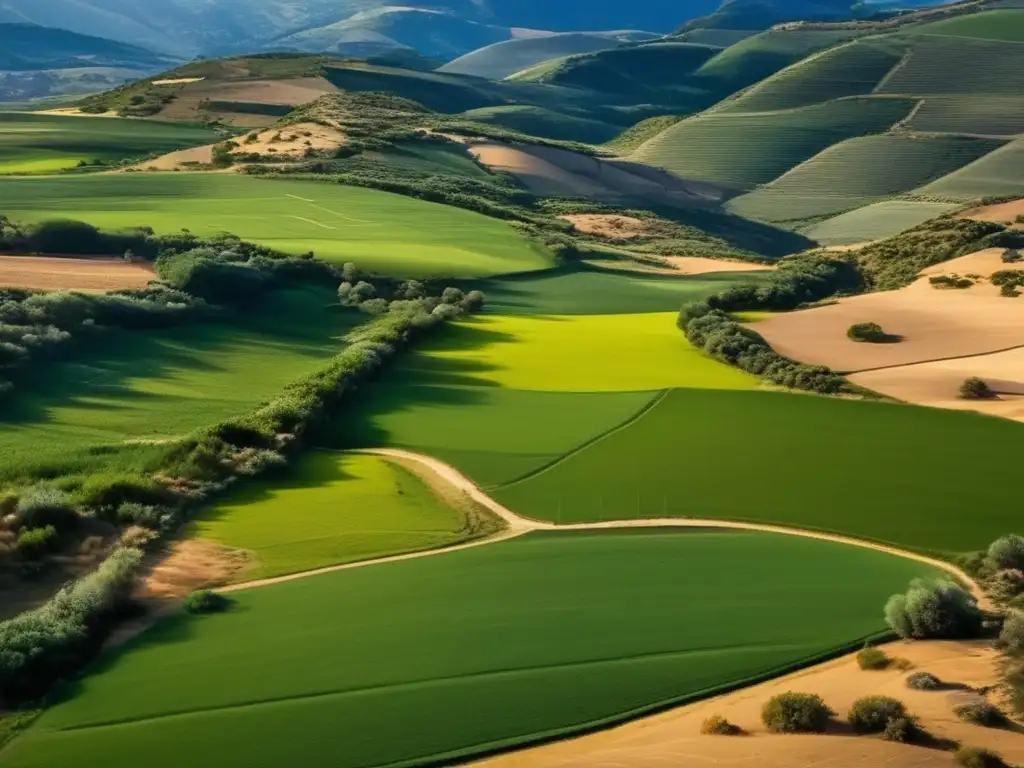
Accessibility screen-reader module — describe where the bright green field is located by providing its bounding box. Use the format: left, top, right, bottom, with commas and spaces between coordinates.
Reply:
631, 97, 914, 187
0, 286, 362, 483
0, 173, 550, 278
476, 267, 770, 315
495, 388, 1024, 554
0, 112, 219, 174
1, 528, 942, 768
729, 134, 1002, 223
408, 314, 756, 393
804, 200, 959, 245
193, 452, 481, 579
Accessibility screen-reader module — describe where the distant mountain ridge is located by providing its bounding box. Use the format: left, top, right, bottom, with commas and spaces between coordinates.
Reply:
0, 22, 174, 70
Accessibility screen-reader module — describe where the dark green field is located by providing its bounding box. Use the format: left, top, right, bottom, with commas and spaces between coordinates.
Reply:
494, 388, 1024, 554
2, 529, 941, 768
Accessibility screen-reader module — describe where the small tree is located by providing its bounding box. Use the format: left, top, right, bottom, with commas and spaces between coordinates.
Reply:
857, 646, 889, 670
847, 322, 890, 343
184, 590, 232, 615
999, 610, 1024, 654
884, 578, 982, 640
761, 692, 832, 733
848, 696, 907, 733
959, 377, 995, 400
987, 534, 1024, 570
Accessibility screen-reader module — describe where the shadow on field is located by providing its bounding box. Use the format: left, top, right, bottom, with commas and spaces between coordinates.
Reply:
318, 319, 515, 450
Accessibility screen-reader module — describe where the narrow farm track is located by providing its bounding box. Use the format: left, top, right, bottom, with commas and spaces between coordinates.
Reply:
223, 448, 988, 610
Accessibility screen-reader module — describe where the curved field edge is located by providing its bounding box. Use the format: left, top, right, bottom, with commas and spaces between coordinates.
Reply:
1, 529, 943, 768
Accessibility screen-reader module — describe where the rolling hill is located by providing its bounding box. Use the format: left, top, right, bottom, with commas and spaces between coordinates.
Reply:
439, 31, 656, 80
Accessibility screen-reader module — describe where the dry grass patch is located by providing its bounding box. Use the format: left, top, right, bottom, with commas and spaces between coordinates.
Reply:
0, 255, 153, 292
137, 539, 250, 600
561, 214, 652, 239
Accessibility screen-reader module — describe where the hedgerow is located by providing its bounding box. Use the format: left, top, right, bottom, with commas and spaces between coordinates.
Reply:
0, 547, 142, 705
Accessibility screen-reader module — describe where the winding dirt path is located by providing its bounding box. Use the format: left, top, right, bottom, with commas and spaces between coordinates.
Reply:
222, 448, 986, 609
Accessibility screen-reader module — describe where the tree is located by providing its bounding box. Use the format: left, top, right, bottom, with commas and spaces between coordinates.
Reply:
987, 534, 1024, 571
959, 377, 994, 400
885, 579, 982, 640
847, 322, 890, 343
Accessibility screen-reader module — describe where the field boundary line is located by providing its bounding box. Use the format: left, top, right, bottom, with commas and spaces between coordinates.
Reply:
492, 389, 671, 491
287, 214, 335, 230
225, 448, 987, 610
844, 340, 1024, 375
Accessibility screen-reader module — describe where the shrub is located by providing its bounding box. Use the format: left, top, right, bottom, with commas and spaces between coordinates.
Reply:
906, 671, 942, 690
117, 502, 165, 528
184, 590, 232, 615
0, 547, 142, 704
761, 692, 832, 733
954, 699, 1008, 728
847, 322, 891, 343
929, 274, 974, 289
987, 535, 1024, 571
883, 716, 920, 743
701, 714, 743, 735
955, 747, 1008, 768
960, 377, 995, 400
15, 487, 76, 530
74, 474, 170, 514
848, 695, 908, 733
885, 578, 983, 639
857, 646, 890, 670
989, 569, 1024, 603
999, 610, 1024, 654
16, 525, 57, 559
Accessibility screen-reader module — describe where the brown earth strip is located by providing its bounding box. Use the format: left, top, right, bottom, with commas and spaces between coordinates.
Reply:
958, 198, 1024, 225
0, 255, 154, 292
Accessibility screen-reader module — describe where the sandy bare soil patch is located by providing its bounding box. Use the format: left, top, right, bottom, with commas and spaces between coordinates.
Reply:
0, 255, 154, 292
34, 108, 120, 118
130, 143, 215, 171
138, 539, 250, 600
232, 121, 346, 157
151, 77, 205, 86
476, 640, 1023, 768
958, 198, 1024, 225
155, 76, 337, 126
467, 141, 726, 208
851, 347, 1024, 422
752, 261, 1024, 373
918, 247, 1024, 296
662, 256, 775, 275
561, 213, 651, 238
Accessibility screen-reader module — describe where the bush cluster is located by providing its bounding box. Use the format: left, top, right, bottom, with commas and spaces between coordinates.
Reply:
761, 692, 832, 733
929, 274, 974, 290
0, 547, 142, 704
184, 590, 232, 615
906, 671, 942, 690
999, 610, 1024, 654
884, 578, 982, 640
847, 322, 892, 343
848, 695, 907, 733
988, 535, 1024, 571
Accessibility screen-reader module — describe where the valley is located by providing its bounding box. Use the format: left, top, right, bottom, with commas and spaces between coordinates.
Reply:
2, 1, 1024, 767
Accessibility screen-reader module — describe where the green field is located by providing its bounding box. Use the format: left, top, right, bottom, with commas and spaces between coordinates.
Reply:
1, 528, 942, 768
907, 94, 1024, 137
913, 8, 1024, 41
458, 105, 620, 143
876, 34, 1024, 95
717, 40, 902, 113
0, 286, 362, 483
0, 112, 219, 174
0, 173, 550, 277
729, 134, 1003, 223
803, 200, 959, 245
193, 452, 487, 579
440, 33, 641, 81
383, 313, 757, 393
631, 97, 914, 187
494, 388, 1024, 554
917, 138, 1024, 200
476, 267, 770, 315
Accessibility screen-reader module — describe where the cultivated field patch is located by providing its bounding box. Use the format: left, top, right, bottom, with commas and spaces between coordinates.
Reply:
0, 112, 220, 174
804, 201, 959, 246
192, 452, 487, 579
0, 285, 362, 483
1, 529, 942, 768
493, 388, 1024, 553
0, 173, 549, 277
0, 255, 154, 292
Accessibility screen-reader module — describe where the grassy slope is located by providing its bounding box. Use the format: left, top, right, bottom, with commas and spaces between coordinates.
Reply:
631, 97, 914, 187
803, 200, 959, 245
440, 33, 636, 80
193, 452, 485, 579
458, 104, 620, 144
495, 388, 1024, 554
918, 138, 1024, 199
730, 134, 1003, 223
0, 285, 361, 484
3, 529, 941, 768
0, 173, 550, 278
0, 112, 219, 174
911, 8, 1024, 41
